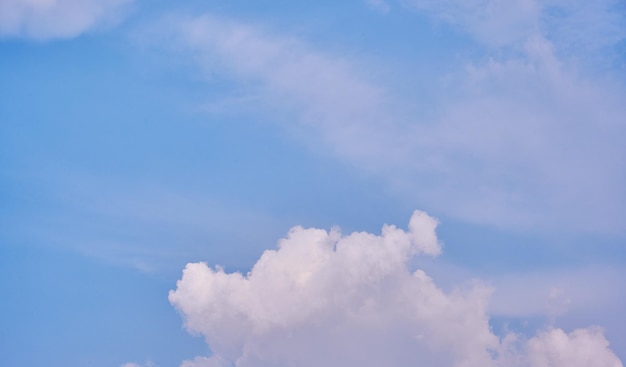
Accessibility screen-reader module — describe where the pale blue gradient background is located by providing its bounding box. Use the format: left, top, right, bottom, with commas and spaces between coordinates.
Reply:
1, 1, 625, 365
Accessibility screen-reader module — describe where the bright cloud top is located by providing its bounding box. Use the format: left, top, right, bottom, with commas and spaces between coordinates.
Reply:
0, 0, 132, 39
169, 211, 622, 367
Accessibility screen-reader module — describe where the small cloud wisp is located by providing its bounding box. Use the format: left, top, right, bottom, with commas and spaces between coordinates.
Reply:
0, 0, 133, 39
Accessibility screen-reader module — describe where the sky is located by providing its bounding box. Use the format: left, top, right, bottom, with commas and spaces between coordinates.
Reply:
1, 0, 625, 366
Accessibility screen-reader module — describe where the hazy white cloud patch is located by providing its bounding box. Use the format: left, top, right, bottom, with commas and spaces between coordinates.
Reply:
367, 0, 391, 13
120, 362, 154, 367
170, 211, 623, 367
541, 0, 626, 57
180, 356, 230, 367
149, 14, 399, 163
0, 0, 133, 39
487, 266, 626, 321
150, 7, 626, 234
404, 0, 626, 53
389, 1, 626, 232
526, 328, 623, 367
413, 35, 626, 232
403, 0, 542, 47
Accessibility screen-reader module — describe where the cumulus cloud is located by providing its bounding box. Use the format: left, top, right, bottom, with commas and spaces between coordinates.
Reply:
526, 328, 623, 367
0, 0, 133, 39
170, 211, 623, 367
152, 11, 626, 234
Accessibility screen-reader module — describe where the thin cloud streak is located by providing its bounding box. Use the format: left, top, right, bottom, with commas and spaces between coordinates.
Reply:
403, 0, 626, 53
151, 11, 626, 233
5, 172, 285, 273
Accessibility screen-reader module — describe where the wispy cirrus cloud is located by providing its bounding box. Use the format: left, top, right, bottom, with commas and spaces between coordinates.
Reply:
402, 0, 542, 47
414, 36, 626, 232
0, 0, 133, 39
149, 11, 626, 234
3, 171, 285, 273
403, 0, 626, 53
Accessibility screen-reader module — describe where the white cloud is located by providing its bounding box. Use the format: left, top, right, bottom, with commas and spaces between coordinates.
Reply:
526, 328, 623, 367
170, 211, 623, 367
390, 1, 626, 232
163, 14, 392, 159
120, 362, 154, 367
403, 0, 542, 47
403, 0, 626, 52
413, 35, 626, 232
487, 266, 626, 320
0, 0, 133, 39
541, 0, 626, 56
153, 12, 626, 234
180, 356, 230, 367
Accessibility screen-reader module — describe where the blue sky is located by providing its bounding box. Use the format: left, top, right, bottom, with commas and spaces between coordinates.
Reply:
1, 1, 625, 366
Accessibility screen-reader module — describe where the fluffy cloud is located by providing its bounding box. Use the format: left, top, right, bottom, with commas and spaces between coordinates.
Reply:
170, 211, 623, 367
526, 328, 623, 367
0, 0, 133, 39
